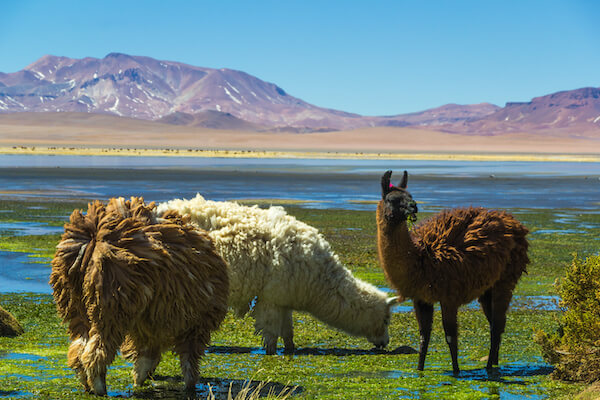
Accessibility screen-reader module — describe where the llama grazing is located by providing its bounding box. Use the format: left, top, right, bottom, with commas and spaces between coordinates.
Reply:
158, 194, 397, 355
50, 197, 229, 395
376, 170, 529, 373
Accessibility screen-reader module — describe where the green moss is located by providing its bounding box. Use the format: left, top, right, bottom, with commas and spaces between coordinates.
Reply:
2, 294, 582, 399
0, 234, 60, 259
1, 199, 597, 398
0, 199, 86, 259
0, 199, 87, 224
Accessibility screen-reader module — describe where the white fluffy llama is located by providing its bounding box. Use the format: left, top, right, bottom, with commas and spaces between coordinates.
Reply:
158, 194, 396, 355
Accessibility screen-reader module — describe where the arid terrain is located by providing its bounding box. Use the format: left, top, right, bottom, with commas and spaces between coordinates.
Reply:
0, 112, 598, 159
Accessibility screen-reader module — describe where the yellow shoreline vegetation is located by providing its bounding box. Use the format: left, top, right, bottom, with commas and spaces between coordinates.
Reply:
2, 145, 599, 163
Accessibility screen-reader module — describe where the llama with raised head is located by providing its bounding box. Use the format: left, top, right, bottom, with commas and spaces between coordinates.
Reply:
50, 197, 229, 395
158, 194, 397, 355
376, 170, 529, 373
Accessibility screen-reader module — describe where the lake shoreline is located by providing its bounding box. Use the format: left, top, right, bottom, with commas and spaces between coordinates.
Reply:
2, 146, 600, 163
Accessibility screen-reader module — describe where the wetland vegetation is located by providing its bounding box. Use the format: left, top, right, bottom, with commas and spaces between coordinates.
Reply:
1, 198, 599, 399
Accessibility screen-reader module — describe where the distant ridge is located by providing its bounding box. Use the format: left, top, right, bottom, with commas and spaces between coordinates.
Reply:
0, 53, 599, 135
437, 87, 600, 136
158, 110, 266, 131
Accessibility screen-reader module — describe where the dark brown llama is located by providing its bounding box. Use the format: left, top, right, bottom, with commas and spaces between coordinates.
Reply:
376, 170, 529, 374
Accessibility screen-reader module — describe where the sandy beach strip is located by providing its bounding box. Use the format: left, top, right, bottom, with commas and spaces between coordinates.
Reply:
1, 145, 600, 163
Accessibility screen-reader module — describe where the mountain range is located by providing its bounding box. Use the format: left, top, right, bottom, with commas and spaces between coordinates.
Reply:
0, 53, 599, 135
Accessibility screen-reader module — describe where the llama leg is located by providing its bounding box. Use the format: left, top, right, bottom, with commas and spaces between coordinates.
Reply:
121, 336, 162, 387
478, 289, 493, 324
175, 333, 208, 392
487, 289, 512, 369
252, 301, 283, 355
414, 300, 434, 371
178, 351, 200, 392
133, 348, 162, 387
441, 304, 460, 375
280, 308, 295, 354
67, 337, 90, 392
80, 331, 119, 396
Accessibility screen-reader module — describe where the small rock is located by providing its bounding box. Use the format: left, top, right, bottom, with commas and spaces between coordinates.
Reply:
0, 305, 24, 337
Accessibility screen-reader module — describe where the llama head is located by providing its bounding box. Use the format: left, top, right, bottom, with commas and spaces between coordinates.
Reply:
365, 296, 400, 349
380, 170, 418, 225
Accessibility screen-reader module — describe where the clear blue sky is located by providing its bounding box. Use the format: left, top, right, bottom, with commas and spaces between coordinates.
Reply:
1, 0, 598, 115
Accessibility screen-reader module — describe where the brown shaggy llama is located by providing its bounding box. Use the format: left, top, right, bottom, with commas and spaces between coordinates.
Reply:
376, 170, 529, 374
50, 197, 229, 395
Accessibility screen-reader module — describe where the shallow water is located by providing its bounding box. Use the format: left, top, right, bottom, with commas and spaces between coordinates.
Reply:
1, 154, 599, 177
0, 390, 29, 399
0, 353, 46, 362
381, 285, 561, 313
0, 251, 52, 293
0, 157, 599, 210
388, 296, 561, 313
324, 363, 553, 399
0, 222, 63, 236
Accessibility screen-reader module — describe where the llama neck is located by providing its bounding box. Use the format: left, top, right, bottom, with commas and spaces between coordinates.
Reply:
376, 202, 420, 298
303, 259, 387, 339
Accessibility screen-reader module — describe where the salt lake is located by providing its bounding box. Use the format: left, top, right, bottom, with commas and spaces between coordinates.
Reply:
0, 155, 599, 210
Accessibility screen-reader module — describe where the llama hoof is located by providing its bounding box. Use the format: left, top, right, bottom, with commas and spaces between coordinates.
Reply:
371, 345, 387, 354
283, 347, 295, 355
486, 365, 501, 379
264, 343, 278, 355
184, 382, 197, 393
91, 376, 107, 396
133, 380, 149, 389
486, 363, 499, 371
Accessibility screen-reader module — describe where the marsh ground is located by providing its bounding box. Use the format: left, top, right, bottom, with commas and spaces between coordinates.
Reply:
1, 199, 598, 399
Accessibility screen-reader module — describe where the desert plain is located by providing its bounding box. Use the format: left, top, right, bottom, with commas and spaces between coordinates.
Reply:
0, 112, 599, 161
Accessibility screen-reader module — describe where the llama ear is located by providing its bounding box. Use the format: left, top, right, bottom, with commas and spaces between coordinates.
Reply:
387, 295, 406, 308
386, 296, 403, 307
399, 170, 408, 189
381, 170, 393, 198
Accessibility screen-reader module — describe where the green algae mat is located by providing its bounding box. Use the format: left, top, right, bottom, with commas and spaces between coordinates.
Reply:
1, 199, 598, 399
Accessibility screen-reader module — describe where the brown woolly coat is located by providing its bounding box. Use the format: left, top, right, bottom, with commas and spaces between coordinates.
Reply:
377, 206, 529, 306
50, 197, 229, 370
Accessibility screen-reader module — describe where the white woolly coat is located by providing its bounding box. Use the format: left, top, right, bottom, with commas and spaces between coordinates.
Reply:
158, 194, 391, 342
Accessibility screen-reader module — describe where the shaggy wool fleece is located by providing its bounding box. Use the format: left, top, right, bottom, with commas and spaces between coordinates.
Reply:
50, 197, 228, 394
378, 206, 529, 305
158, 194, 394, 354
